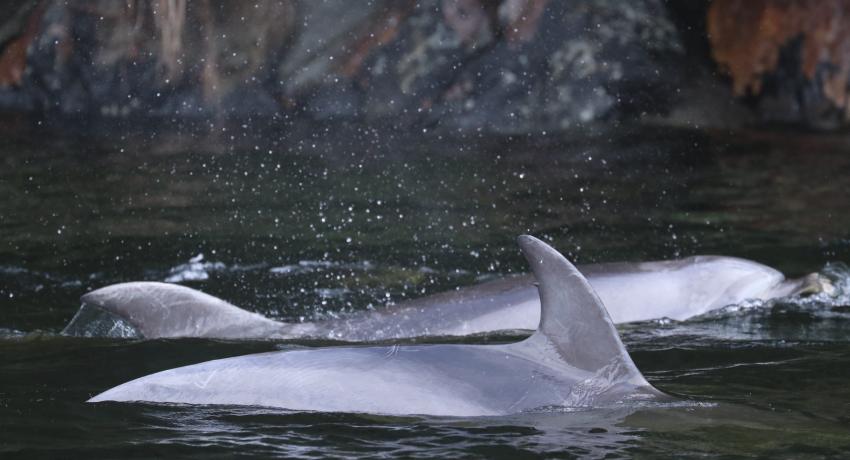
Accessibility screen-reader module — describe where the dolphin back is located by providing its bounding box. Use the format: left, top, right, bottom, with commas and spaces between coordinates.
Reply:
72, 282, 284, 339
88, 237, 667, 415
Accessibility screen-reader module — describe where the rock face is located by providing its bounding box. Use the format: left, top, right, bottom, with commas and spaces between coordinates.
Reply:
0, 0, 691, 130
6, 1, 296, 117
708, 0, 850, 129
345, 0, 685, 132
5, 0, 848, 131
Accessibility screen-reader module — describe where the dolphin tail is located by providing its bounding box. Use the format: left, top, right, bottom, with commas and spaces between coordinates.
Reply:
63, 282, 285, 339
516, 235, 662, 394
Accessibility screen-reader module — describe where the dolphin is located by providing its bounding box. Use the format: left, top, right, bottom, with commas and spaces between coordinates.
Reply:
63, 253, 826, 341
88, 236, 672, 416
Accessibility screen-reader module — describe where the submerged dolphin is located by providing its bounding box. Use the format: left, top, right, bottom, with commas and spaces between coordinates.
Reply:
64, 253, 825, 341
88, 236, 671, 416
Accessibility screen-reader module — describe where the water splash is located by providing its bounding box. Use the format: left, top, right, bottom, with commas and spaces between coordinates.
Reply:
622, 262, 850, 347
164, 254, 227, 282
786, 262, 850, 309
269, 260, 374, 276
61, 303, 142, 339
0, 327, 25, 339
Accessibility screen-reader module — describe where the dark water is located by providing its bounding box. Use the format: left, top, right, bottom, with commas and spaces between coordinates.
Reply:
2, 117, 850, 458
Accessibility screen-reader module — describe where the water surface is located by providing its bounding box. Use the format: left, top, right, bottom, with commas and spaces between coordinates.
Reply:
1, 117, 849, 458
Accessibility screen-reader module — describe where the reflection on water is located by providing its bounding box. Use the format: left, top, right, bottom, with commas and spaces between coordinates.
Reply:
1, 117, 849, 457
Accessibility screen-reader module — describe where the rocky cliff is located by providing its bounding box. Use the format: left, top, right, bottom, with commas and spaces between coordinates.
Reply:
0, 0, 847, 131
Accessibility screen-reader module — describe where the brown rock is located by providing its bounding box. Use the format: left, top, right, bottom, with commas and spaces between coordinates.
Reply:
708, 0, 850, 125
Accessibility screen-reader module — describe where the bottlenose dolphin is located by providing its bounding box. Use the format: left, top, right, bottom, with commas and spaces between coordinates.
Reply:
64, 253, 825, 341
88, 236, 671, 416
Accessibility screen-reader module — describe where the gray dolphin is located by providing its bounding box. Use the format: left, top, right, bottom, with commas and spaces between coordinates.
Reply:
64, 253, 826, 341
88, 236, 671, 416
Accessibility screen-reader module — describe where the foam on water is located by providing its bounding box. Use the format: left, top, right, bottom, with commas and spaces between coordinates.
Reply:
163, 254, 228, 282
0, 327, 25, 339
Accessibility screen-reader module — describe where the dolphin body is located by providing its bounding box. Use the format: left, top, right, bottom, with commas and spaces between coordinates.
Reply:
64, 253, 823, 341
88, 236, 671, 416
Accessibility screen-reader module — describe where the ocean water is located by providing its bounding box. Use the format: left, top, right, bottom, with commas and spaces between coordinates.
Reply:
1, 117, 849, 458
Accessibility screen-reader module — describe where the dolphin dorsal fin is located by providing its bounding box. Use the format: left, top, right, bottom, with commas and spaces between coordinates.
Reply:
517, 235, 645, 381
